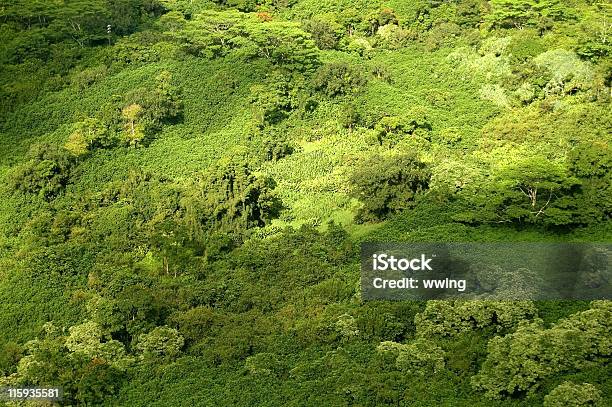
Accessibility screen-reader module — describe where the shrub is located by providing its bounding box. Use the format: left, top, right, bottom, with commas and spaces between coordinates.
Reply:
245, 353, 283, 376
335, 314, 359, 341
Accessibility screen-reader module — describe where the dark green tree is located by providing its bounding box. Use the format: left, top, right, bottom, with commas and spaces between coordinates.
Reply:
182, 154, 281, 237
487, 0, 571, 32
313, 62, 367, 97
350, 153, 431, 222
8, 143, 75, 200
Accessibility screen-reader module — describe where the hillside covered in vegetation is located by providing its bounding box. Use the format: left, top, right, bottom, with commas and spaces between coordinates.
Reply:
0, 0, 610, 405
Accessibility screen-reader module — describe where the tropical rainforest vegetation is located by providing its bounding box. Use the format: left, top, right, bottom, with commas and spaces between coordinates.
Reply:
0, 0, 610, 405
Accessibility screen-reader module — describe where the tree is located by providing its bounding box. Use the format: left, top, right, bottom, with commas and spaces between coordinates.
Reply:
182, 153, 281, 237
148, 220, 196, 277
454, 152, 585, 226
0, 342, 22, 376
120, 70, 183, 144
415, 300, 537, 338
175, 11, 320, 70
372, 111, 432, 147
114, 284, 168, 342
313, 62, 367, 97
168, 306, 217, 345
250, 81, 294, 126
568, 139, 612, 224
107, 0, 165, 36
575, 4, 611, 62
8, 322, 131, 405
377, 339, 446, 375
471, 301, 611, 399
231, 21, 319, 71
172, 10, 245, 58
121, 103, 145, 146
145, 70, 183, 126
350, 153, 431, 222
498, 157, 580, 220
158, 10, 187, 32
544, 382, 602, 407
303, 17, 342, 50
487, 0, 571, 32
257, 128, 295, 161
8, 143, 75, 200
456, 0, 486, 28
0, 0, 163, 52
135, 326, 184, 361
65, 321, 130, 369
64, 118, 114, 156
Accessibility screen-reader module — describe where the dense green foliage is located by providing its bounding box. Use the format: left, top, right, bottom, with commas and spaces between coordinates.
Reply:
350, 153, 431, 222
0, 0, 610, 405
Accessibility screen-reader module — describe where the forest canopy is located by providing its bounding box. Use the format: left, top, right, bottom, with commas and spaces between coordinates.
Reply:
0, 0, 610, 405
